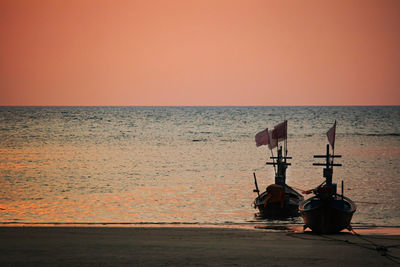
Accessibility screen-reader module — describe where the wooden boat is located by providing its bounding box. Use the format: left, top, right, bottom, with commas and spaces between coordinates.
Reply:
253, 121, 304, 219
299, 144, 356, 234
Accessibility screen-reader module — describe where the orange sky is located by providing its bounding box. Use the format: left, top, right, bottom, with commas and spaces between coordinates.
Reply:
1, 0, 399, 106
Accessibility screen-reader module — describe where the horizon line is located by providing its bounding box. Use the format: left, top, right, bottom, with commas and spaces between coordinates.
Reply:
0, 104, 399, 108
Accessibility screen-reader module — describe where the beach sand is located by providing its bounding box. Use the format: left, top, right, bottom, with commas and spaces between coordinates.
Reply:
0, 227, 399, 266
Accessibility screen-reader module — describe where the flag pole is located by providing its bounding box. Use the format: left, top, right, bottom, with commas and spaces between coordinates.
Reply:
331, 120, 336, 166
284, 119, 287, 158
285, 137, 288, 159
270, 149, 276, 175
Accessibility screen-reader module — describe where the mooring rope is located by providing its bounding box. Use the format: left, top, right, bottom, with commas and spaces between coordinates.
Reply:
286, 226, 400, 265
350, 227, 400, 265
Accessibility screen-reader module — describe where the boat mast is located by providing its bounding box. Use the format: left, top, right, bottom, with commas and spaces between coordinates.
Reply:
313, 144, 342, 187
325, 145, 332, 185
267, 146, 291, 186
265, 120, 290, 185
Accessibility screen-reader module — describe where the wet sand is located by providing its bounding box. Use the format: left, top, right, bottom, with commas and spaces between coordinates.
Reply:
0, 227, 399, 266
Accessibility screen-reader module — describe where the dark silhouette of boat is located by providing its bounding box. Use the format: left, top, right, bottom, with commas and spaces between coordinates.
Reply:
252, 121, 303, 219
299, 143, 356, 234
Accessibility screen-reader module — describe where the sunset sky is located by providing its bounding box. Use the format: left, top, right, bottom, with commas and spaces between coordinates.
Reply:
1, 0, 399, 106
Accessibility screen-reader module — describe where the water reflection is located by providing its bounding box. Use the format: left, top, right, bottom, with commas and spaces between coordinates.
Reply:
0, 106, 399, 226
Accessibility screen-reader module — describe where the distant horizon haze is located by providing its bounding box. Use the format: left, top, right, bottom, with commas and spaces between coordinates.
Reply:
0, 104, 399, 107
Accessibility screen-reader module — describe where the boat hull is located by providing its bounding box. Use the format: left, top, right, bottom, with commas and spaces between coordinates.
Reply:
299, 195, 356, 234
254, 185, 304, 219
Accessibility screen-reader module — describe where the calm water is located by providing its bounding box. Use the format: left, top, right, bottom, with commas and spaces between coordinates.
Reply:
0, 106, 399, 227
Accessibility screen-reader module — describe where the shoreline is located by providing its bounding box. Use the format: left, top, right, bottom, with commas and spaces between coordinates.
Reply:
1, 222, 400, 235
0, 226, 399, 266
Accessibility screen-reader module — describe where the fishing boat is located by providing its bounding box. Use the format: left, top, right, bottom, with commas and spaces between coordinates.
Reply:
252, 121, 304, 219
299, 121, 356, 234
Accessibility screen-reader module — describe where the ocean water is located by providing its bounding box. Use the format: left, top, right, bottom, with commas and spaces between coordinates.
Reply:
0, 106, 399, 227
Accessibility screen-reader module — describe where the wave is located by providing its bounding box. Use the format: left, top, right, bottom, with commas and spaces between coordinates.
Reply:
0, 221, 303, 228
192, 139, 208, 142
1, 221, 399, 229
352, 133, 400, 137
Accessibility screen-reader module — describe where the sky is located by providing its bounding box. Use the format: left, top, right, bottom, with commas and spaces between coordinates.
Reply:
0, 0, 399, 106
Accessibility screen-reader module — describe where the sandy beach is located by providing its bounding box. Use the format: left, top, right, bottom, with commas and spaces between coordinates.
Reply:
0, 227, 399, 266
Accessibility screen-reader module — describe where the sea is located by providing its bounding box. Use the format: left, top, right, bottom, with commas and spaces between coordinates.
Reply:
0, 106, 399, 228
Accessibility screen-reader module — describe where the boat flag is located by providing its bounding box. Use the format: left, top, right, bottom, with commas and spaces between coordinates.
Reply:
267, 130, 277, 150
327, 120, 336, 150
272, 120, 287, 141
255, 128, 268, 147
255, 128, 278, 149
